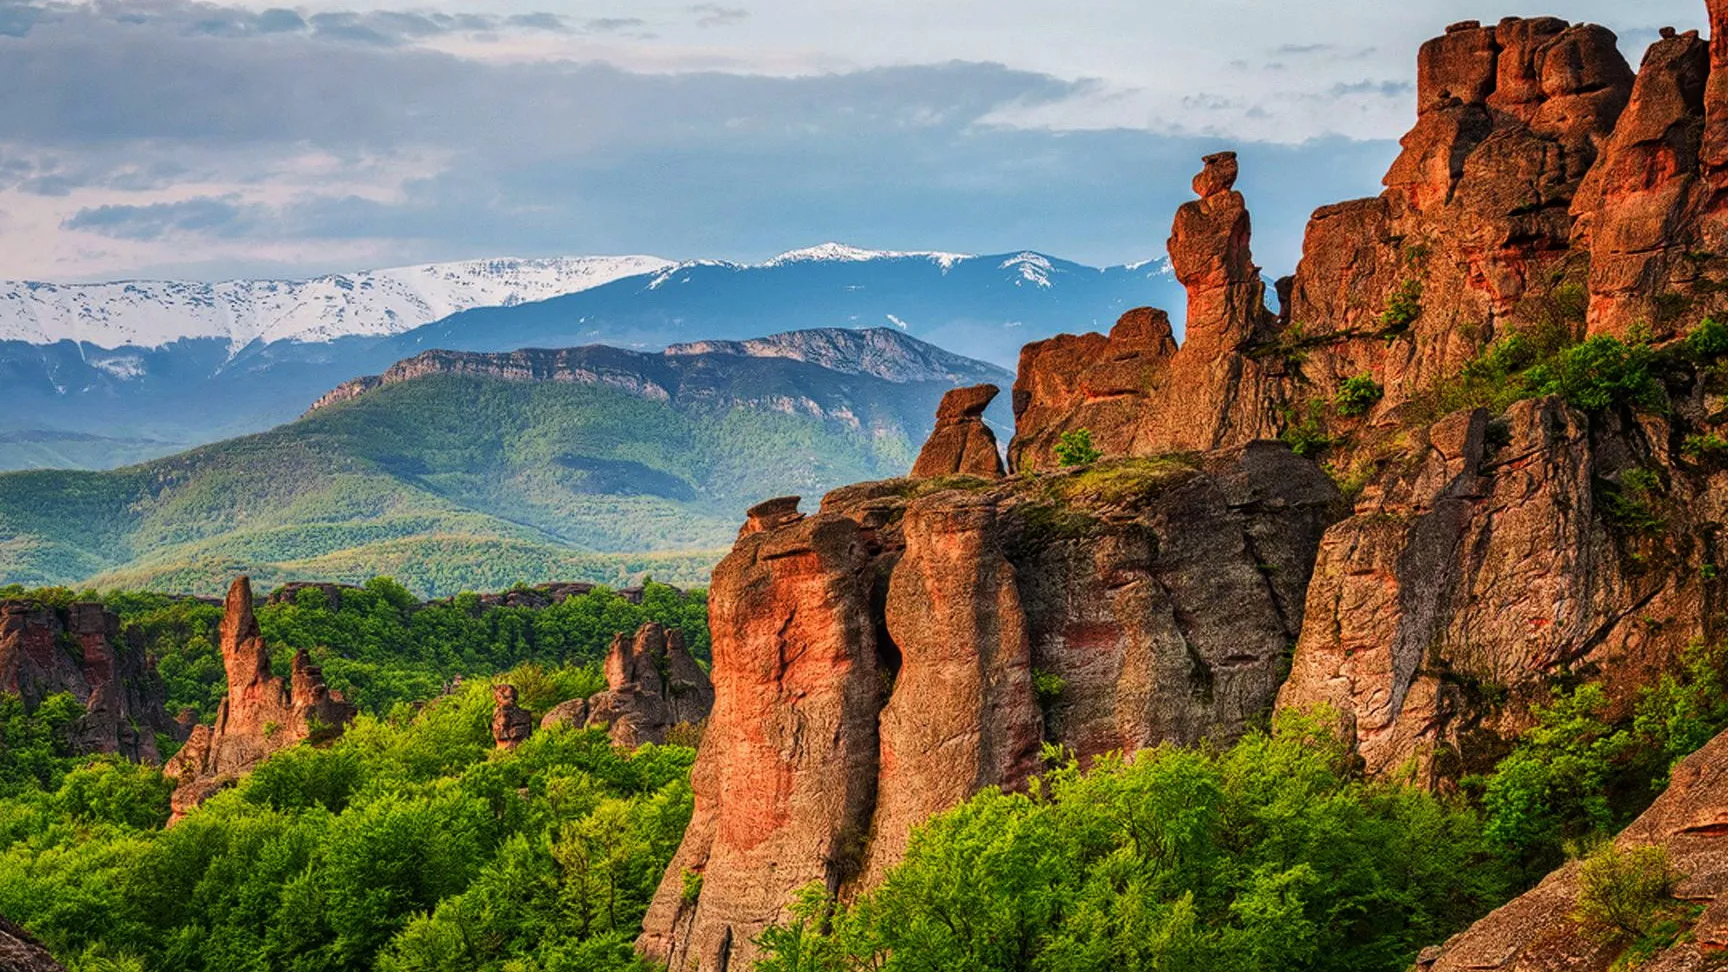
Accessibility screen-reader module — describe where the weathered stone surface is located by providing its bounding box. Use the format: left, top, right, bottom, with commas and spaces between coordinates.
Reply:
1278, 397, 1719, 783
0, 915, 66, 972
909, 384, 1005, 479
638, 511, 883, 972
639, 443, 1341, 970
1009, 153, 1285, 471
491, 684, 534, 748
164, 577, 356, 821
0, 599, 176, 763
584, 622, 713, 747
1575, 28, 1710, 339
1420, 724, 1728, 971
539, 696, 590, 730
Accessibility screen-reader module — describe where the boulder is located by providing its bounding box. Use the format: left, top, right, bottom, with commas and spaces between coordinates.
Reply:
585, 622, 714, 747
0, 915, 65, 972
909, 384, 1006, 479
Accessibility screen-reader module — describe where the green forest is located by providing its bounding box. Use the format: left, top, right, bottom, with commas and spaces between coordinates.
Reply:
3, 577, 1727, 971
0, 370, 936, 596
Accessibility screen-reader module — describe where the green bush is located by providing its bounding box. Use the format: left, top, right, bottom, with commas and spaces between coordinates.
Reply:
1684, 317, 1728, 359
1570, 843, 1683, 947
758, 710, 1510, 972
1279, 403, 1331, 458
1379, 279, 1423, 332
1527, 336, 1664, 413
1335, 375, 1385, 417
1054, 429, 1103, 467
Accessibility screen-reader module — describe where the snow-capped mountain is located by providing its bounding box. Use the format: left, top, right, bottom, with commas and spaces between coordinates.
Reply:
0, 244, 1183, 471
0, 255, 673, 349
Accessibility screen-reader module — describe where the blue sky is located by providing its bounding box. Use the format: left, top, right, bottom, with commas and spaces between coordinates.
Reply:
0, 0, 1706, 282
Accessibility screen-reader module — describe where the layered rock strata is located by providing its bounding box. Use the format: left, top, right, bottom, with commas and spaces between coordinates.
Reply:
164, 578, 356, 820
638, 443, 1341, 971
0, 599, 176, 763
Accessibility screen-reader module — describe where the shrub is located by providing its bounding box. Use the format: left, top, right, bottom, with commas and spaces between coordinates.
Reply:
1570, 843, 1683, 946
1335, 375, 1385, 417
1380, 279, 1423, 332
1527, 336, 1663, 413
1684, 317, 1728, 359
1054, 429, 1103, 467
1279, 403, 1331, 458
1682, 433, 1728, 459
1031, 670, 1066, 706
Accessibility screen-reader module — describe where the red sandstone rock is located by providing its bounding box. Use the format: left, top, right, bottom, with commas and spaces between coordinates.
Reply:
164, 578, 356, 821
0, 599, 176, 763
585, 622, 714, 747
1421, 724, 1728, 970
491, 684, 534, 748
909, 383, 1005, 479
539, 697, 589, 730
638, 445, 1340, 969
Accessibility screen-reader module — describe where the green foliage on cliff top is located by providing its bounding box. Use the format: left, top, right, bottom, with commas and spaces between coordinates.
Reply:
759, 710, 1511, 972
0, 372, 935, 595
0, 670, 691, 972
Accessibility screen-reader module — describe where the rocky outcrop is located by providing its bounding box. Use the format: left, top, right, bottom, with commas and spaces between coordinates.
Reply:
585, 622, 714, 747
909, 384, 1005, 479
491, 684, 534, 748
0, 915, 65, 972
1419, 723, 1728, 970
1277, 395, 1725, 783
638, 442, 1341, 971
539, 697, 589, 730
1009, 154, 1283, 471
164, 578, 356, 821
0, 599, 176, 763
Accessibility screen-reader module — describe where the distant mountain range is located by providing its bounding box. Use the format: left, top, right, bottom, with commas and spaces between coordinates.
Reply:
0, 328, 1011, 595
0, 244, 1180, 470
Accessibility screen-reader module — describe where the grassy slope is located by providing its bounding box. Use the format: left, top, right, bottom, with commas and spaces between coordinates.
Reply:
0, 374, 926, 595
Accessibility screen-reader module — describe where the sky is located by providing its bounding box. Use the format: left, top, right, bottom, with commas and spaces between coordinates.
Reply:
0, 0, 1708, 283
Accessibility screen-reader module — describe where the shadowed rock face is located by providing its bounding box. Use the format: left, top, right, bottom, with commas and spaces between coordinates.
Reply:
0, 600, 177, 763
637, 442, 1342, 971
909, 384, 1005, 479
164, 577, 356, 821
1419, 724, 1728, 970
0, 915, 66, 972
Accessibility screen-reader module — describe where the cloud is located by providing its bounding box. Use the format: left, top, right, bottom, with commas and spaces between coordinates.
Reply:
690, 4, 748, 28
63, 196, 256, 241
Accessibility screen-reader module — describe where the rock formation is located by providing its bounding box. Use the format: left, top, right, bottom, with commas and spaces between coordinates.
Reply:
1419, 723, 1728, 970
908, 384, 1005, 479
0, 599, 177, 763
1010, 154, 1283, 471
539, 697, 589, 731
0, 915, 65, 972
638, 443, 1341, 970
1276, 397, 1727, 783
585, 622, 714, 747
490, 684, 534, 748
164, 577, 356, 820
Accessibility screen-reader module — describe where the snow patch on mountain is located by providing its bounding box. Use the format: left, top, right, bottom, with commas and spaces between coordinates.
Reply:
0, 256, 674, 350
764, 243, 973, 270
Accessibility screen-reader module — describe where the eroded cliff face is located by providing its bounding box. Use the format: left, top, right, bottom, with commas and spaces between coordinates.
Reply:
638, 444, 1341, 971
1419, 723, 1728, 970
0, 599, 177, 763
164, 577, 356, 821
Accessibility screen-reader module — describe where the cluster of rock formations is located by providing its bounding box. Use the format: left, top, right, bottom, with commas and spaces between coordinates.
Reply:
639, 446, 1341, 969
638, 4, 1728, 968
493, 621, 715, 749
0, 598, 179, 763
164, 577, 356, 820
